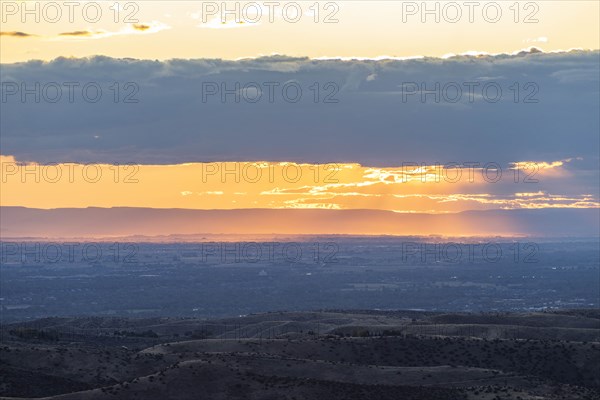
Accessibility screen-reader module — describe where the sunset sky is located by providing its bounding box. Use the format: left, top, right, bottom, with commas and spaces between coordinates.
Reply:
1, 156, 598, 212
1, 1, 598, 236
1, 1, 598, 62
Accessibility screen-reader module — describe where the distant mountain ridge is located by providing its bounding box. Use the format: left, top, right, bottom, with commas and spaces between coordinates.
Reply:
1, 207, 598, 239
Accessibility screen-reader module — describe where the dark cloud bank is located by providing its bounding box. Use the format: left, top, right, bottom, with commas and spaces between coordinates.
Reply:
1, 50, 598, 168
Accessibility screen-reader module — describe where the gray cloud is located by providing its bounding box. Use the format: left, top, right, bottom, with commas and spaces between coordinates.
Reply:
132, 24, 151, 31
0, 51, 598, 171
0, 31, 35, 37
58, 31, 96, 37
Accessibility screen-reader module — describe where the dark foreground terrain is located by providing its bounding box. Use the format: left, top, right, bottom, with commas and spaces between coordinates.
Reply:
1, 309, 599, 400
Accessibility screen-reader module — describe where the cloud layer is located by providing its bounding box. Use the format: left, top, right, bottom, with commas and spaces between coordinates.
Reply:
1, 50, 598, 169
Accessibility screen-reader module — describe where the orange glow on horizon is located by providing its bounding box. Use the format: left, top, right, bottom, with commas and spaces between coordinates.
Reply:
1, 155, 597, 213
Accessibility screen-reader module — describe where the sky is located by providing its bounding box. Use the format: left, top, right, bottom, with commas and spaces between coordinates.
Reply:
1, 1, 599, 62
0, 1, 599, 233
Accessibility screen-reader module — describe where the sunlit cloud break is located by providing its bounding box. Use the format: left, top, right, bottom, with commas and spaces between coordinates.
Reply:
1, 157, 597, 213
